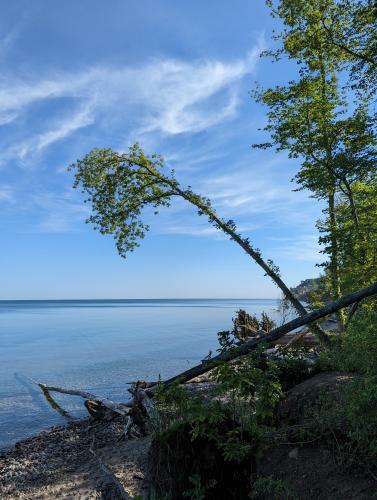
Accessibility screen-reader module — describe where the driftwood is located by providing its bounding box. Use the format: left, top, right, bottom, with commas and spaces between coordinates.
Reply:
36, 382, 133, 416
39, 384, 75, 420
84, 400, 120, 420
154, 281, 377, 389
34, 379, 155, 439
271, 328, 314, 347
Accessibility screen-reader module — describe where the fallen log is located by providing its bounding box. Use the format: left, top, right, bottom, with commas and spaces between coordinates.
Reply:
154, 281, 377, 389
33, 380, 133, 416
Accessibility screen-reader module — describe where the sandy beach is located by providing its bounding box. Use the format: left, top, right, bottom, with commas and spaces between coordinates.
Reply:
0, 416, 151, 499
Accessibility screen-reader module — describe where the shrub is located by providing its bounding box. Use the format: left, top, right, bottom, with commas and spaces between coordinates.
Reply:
319, 308, 377, 374
250, 476, 296, 500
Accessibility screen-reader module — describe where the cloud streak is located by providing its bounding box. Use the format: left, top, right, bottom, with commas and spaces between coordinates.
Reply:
31, 191, 90, 233
197, 157, 322, 227
0, 47, 261, 163
269, 234, 323, 263
0, 185, 14, 203
17, 102, 96, 161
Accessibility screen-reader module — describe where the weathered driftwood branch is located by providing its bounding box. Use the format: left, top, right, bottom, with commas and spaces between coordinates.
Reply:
36, 382, 133, 416
39, 385, 75, 420
285, 328, 310, 346
155, 281, 377, 389
34, 379, 155, 438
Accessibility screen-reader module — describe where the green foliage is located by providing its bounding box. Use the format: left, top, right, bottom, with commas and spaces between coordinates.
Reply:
70, 144, 239, 259
312, 374, 377, 469
70, 145, 175, 256
319, 307, 377, 374
265, 0, 377, 96
342, 376, 377, 463
182, 475, 217, 500
152, 339, 286, 480
314, 308, 377, 469
149, 340, 291, 499
69, 144, 257, 261
217, 329, 239, 353
258, 0, 377, 313
273, 345, 316, 390
154, 379, 256, 465
319, 0, 377, 96
250, 476, 296, 500
335, 180, 377, 295
213, 347, 283, 426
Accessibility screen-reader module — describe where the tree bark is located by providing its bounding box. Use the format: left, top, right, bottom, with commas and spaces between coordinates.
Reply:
328, 191, 345, 327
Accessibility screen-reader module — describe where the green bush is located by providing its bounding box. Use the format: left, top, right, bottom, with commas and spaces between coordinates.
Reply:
339, 376, 377, 466
319, 308, 377, 374
313, 376, 377, 469
273, 345, 317, 391
250, 476, 295, 500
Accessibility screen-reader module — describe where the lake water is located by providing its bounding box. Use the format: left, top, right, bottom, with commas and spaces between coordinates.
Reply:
0, 298, 281, 449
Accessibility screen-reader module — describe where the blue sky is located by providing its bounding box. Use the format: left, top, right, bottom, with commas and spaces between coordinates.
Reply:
0, 1, 324, 299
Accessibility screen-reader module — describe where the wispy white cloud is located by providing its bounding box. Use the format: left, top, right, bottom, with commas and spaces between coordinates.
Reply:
17, 102, 95, 161
0, 46, 262, 164
0, 37, 318, 239
31, 191, 90, 233
0, 184, 14, 203
270, 234, 323, 263
197, 157, 321, 226
0, 23, 21, 60
162, 225, 222, 237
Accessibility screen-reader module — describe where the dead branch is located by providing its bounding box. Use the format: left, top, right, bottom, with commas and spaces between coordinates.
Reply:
34, 381, 133, 416
39, 384, 75, 420
345, 301, 360, 330
125, 382, 156, 436
34, 377, 156, 440
286, 328, 310, 346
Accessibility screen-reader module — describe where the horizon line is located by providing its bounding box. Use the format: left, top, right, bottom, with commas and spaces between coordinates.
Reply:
0, 297, 281, 302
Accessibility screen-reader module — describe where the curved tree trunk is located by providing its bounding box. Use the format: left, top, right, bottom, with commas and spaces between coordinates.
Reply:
176, 187, 331, 345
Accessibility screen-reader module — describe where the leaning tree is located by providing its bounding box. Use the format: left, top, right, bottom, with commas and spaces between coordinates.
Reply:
70, 144, 330, 344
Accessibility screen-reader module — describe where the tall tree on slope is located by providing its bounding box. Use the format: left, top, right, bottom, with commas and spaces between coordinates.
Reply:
255, 0, 376, 324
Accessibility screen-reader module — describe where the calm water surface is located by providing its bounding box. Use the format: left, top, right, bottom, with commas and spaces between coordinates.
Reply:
0, 299, 280, 448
